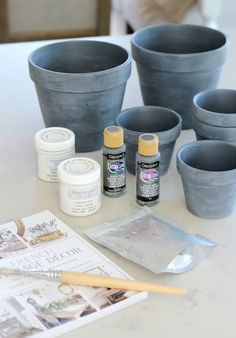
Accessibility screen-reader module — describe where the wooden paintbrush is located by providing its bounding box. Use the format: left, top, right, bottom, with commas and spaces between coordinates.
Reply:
0, 268, 186, 296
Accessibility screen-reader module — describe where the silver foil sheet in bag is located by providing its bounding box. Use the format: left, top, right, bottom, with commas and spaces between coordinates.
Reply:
85, 207, 216, 274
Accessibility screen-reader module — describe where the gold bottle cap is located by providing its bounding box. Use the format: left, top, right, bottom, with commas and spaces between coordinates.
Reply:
104, 126, 124, 148
138, 133, 159, 156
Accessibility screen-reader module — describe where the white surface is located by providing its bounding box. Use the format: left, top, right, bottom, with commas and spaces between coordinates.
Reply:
0, 30, 236, 338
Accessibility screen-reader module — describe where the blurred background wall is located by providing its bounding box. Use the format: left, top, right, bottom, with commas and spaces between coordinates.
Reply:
0, 0, 235, 43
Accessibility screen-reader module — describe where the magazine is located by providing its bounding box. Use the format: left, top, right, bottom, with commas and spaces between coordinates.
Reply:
0, 210, 147, 338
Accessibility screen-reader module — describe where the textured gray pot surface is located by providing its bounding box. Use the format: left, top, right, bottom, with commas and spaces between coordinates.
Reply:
29, 40, 131, 152
193, 89, 236, 127
116, 106, 182, 175
131, 24, 229, 130
177, 140, 236, 218
192, 116, 236, 143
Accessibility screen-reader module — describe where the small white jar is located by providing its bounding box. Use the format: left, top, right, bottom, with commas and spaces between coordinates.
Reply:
58, 157, 101, 216
35, 127, 75, 182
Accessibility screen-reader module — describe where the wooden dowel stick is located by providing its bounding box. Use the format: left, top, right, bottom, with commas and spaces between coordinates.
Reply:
61, 271, 186, 296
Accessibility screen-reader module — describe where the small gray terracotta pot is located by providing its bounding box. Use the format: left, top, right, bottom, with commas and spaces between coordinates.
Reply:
193, 89, 236, 127
192, 116, 236, 143
29, 40, 131, 152
116, 106, 182, 175
131, 24, 229, 130
177, 140, 236, 219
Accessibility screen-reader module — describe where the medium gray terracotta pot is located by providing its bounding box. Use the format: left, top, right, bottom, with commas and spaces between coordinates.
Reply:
193, 89, 236, 127
192, 116, 236, 143
29, 40, 131, 152
116, 106, 182, 175
131, 24, 229, 130
177, 140, 236, 218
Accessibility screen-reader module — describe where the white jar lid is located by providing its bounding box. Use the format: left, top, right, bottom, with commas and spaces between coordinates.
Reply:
58, 157, 101, 185
35, 127, 75, 151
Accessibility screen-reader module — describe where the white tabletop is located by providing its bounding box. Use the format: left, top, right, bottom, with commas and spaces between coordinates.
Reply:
0, 29, 236, 338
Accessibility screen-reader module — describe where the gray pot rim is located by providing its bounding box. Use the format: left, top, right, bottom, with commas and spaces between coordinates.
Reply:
193, 89, 236, 127
192, 116, 236, 142
116, 105, 182, 145
29, 40, 131, 76
29, 40, 132, 92
177, 140, 236, 185
131, 24, 229, 72
192, 115, 236, 130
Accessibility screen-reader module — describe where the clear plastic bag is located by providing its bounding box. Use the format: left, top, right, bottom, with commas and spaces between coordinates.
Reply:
85, 207, 216, 274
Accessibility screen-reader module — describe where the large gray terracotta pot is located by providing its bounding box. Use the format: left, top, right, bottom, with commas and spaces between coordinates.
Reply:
131, 24, 229, 130
29, 40, 131, 152
193, 89, 236, 127
116, 106, 182, 175
177, 140, 236, 219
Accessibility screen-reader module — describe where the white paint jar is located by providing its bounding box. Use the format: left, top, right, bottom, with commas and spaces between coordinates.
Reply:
35, 127, 75, 182
58, 157, 101, 216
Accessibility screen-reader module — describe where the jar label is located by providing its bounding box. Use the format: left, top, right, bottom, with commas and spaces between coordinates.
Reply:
60, 181, 101, 216
37, 149, 74, 182
136, 161, 160, 202
103, 152, 126, 193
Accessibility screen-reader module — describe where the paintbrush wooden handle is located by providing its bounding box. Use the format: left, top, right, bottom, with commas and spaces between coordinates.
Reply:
61, 271, 186, 295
